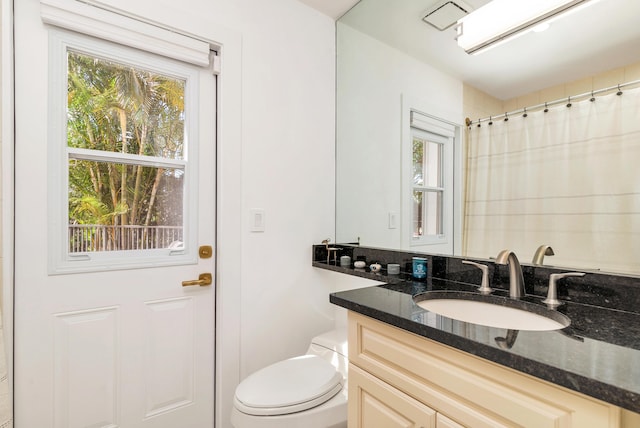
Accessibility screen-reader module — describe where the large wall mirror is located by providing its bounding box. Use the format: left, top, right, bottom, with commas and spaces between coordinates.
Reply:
336, 0, 640, 275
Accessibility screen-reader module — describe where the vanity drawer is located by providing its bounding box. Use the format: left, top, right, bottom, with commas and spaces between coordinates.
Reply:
348, 311, 621, 428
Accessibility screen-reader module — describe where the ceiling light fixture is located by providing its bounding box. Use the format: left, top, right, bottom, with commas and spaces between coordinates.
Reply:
455, 0, 598, 55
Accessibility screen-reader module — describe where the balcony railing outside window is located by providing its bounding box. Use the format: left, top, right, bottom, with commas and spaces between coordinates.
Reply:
69, 225, 183, 253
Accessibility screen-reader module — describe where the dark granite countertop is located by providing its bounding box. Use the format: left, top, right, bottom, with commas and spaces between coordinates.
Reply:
317, 258, 640, 414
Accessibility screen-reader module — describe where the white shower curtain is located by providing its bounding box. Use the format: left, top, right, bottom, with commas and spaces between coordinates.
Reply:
464, 86, 640, 273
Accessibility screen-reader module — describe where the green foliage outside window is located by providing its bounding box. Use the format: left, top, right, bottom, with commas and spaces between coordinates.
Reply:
67, 52, 186, 251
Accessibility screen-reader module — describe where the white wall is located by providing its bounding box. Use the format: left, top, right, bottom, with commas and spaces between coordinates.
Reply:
336, 22, 463, 250
232, 0, 338, 375
167, 1, 341, 425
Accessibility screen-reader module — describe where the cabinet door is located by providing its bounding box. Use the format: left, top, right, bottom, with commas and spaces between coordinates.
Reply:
437, 414, 465, 428
349, 364, 436, 428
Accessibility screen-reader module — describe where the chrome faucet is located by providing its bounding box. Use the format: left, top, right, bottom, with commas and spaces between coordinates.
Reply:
495, 250, 525, 298
532, 245, 554, 265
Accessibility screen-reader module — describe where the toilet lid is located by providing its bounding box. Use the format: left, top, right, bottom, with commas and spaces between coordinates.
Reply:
234, 355, 343, 416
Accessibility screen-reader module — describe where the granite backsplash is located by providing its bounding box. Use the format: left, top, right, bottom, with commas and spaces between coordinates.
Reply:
312, 244, 640, 315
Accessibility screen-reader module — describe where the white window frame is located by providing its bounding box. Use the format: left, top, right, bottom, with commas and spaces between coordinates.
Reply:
411, 127, 448, 245
48, 29, 201, 274
401, 95, 461, 254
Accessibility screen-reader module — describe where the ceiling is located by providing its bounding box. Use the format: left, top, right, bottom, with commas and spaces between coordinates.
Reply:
295, 0, 359, 19
298, 0, 640, 100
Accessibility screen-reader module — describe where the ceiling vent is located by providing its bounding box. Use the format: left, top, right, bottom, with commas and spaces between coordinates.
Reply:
422, 0, 473, 31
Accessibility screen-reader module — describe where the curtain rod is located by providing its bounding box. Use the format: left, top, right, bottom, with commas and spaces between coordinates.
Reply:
466, 78, 640, 127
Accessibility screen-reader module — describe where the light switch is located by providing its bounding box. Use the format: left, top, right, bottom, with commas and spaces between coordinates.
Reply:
388, 212, 398, 229
250, 209, 265, 232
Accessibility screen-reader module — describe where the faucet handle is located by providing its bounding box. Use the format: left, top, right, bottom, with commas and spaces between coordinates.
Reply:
462, 260, 492, 294
543, 272, 586, 308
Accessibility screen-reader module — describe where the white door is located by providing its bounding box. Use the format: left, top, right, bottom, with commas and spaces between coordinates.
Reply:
14, 1, 216, 427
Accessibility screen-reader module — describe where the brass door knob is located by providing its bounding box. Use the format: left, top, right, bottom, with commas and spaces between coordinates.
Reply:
182, 273, 212, 287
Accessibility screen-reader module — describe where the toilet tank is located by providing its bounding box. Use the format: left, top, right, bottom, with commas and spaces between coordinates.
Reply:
306, 328, 348, 377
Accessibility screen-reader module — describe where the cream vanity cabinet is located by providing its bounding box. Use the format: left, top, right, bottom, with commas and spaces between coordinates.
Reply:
347, 312, 637, 428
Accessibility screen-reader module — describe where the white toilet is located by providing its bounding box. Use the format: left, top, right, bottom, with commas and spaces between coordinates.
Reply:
230, 328, 348, 428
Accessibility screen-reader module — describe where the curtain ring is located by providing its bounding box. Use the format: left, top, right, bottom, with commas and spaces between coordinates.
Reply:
504, 112, 509, 122
544, 102, 549, 113
617, 84, 623, 96
522, 108, 528, 118
477, 118, 481, 128
566, 96, 572, 108
488, 116, 493, 125
590, 91, 595, 102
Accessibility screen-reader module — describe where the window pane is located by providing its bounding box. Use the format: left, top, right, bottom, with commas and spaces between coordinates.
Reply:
412, 136, 442, 188
66, 50, 188, 255
413, 138, 424, 186
413, 190, 443, 239
425, 141, 442, 188
424, 191, 443, 236
67, 51, 186, 160
68, 159, 184, 252
413, 190, 423, 237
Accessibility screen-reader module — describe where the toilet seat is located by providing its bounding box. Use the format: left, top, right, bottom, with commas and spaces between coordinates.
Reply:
234, 355, 344, 416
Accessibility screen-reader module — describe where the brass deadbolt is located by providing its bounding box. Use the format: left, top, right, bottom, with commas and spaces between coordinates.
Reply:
199, 245, 213, 259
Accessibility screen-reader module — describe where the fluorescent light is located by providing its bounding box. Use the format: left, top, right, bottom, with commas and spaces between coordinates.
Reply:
456, 0, 597, 55
532, 23, 550, 33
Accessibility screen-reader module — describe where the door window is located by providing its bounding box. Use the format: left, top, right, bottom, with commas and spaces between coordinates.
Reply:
49, 31, 201, 273
67, 51, 187, 253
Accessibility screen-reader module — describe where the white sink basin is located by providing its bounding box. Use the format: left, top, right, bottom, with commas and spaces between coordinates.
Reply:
414, 292, 570, 331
